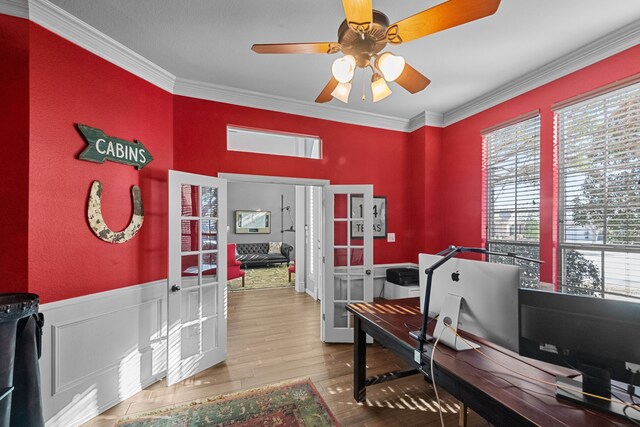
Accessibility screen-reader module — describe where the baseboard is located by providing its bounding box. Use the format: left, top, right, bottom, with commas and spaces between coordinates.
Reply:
40, 279, 167, 427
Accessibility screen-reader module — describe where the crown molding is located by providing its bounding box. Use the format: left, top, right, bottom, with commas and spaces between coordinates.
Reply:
0, 0, 28, 18
407, 111, 445, 132
443, 18, 640, 127
28, 0, 176, 93
174, 78, 415, 132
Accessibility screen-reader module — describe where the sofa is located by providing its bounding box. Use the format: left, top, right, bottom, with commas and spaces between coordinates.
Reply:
236, 242, 293, 268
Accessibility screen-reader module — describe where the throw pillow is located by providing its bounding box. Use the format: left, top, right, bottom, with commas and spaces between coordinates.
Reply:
268, 241, 282, 254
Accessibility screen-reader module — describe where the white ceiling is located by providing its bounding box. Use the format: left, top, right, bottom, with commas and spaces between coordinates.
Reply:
48, 0, 640, 121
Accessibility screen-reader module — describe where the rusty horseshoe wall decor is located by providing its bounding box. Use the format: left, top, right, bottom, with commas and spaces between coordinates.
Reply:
87, 180, 144, 243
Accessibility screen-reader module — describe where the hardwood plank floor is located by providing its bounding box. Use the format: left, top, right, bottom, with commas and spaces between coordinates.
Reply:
82, 288, 487, 426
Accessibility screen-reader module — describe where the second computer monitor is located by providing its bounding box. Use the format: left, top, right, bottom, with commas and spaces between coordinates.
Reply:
418, 253, 521, 351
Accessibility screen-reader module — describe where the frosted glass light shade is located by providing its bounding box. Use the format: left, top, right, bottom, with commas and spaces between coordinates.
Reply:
331, 82, 352, 103
371, 74, 392, 102
377, 53, 405, 82
331, 55, 356, 83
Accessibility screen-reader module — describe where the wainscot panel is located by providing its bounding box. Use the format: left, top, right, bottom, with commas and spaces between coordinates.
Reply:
40, 280, 167, 427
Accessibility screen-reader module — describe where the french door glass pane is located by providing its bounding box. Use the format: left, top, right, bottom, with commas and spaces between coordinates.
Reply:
181, 184, 199, 217
201, 187, 218, 218
181, 220, 199, 252
181, 288, 200, 323
181, 254, 199, 289
201, 253, 218, 285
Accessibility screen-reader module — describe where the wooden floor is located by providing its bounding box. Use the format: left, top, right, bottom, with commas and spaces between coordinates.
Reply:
82, 288, 486, 426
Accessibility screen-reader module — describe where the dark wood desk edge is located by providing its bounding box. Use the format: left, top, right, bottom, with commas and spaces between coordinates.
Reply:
346, 300, 636, 427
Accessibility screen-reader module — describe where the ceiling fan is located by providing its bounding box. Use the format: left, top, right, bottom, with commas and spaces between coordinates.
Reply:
252, 0, 501, 104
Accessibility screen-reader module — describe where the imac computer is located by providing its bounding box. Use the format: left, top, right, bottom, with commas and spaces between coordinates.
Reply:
418, 254, 521, 352
519, 288, 640, 422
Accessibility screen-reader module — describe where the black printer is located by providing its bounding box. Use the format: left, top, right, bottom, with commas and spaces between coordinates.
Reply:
385, 267, 419, 286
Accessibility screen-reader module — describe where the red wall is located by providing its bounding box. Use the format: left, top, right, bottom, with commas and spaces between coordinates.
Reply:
173, 97, 416, 265
407, 125, 444, 256
0, 15, 29, 293
5, 13, 638, 302
28, 24, 174, 303
440, 45, 640, 283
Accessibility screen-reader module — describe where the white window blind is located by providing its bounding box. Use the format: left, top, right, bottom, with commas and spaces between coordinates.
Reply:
557, 81, 640, 300
484, 115, 541, 286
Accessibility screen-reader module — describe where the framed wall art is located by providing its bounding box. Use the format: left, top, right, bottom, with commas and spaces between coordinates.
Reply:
235, 210, 271, 234
350, 196, 387, 239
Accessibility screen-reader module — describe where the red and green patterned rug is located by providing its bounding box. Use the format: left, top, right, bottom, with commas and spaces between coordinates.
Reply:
117, 379, 339, 426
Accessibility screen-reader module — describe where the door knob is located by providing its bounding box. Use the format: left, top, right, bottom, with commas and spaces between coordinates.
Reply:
171, 284, 181, 292
365, 269, 372, 275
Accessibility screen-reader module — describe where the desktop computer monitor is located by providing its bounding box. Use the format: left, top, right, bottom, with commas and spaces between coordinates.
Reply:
519, 288, 640, 421
418, 254, 521, 352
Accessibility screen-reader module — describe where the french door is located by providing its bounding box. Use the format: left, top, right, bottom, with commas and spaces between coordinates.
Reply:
322, 185, 374, 343
167, 171, 227, 385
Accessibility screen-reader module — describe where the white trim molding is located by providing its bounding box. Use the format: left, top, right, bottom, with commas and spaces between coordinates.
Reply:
174, 78, 414, 132
408, 111, 445, 132
0, 0, 28, 18
444, 18, 640, 126
27, 0, 176, 93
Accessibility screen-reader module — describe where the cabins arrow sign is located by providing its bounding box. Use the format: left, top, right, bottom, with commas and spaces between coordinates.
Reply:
77, 124, 154, 170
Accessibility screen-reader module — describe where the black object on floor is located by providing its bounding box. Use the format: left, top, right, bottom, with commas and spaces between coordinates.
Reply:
0, 293, 44, 427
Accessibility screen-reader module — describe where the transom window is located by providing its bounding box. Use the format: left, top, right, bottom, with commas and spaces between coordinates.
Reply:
557, 81, 640, 300
483, 115, 541, 287
227, 126, 321, 159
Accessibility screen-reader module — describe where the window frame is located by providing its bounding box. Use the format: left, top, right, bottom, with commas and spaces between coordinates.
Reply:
556, 79, 640, 300
483, 114, 541, 287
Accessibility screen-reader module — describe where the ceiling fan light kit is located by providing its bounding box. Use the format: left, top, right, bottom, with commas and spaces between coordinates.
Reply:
332, 55, 357, 83
331, 82, 353, 103
371, 73, 392, 103
252, 0, 501, 104
376, 52, 405, 82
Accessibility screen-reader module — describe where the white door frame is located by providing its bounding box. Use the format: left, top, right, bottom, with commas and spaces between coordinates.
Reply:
219, 173, 329, 188
294, 186, 306, 293
218, 173, 330, 294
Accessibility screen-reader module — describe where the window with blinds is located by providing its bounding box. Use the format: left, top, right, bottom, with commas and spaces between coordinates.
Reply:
483, 115, 541, 287
557, 81, 640, 300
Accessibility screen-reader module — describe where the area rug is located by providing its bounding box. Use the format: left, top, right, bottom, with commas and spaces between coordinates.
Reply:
117, 379, 339, 427
228, 264, 294, 291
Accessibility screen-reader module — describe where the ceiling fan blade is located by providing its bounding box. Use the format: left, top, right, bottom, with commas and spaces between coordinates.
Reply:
315, 77, 339, 103
252, 42, 340, 54
395, 63, 431, 94
342, 0, 373, 31
386, 0, 501, 44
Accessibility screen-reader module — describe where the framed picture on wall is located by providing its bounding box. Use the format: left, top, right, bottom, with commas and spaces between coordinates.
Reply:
235, 210, 271, 234
350, 196, 387, 239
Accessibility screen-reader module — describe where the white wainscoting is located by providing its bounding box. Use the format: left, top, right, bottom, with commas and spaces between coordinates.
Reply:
40, 279, 167, 427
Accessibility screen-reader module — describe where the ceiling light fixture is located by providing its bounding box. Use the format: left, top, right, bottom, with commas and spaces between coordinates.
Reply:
376, 52, 406, 82
331, 81, 352, 103
331, 55, 356, 83
371, 73, 392, 102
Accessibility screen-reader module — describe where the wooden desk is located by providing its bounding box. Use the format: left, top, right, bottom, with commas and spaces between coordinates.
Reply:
347, 298, 633, 426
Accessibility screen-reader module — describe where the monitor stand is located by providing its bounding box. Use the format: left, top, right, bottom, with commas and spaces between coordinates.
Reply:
556, 376, 640, 422
433, 294, 479, 351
